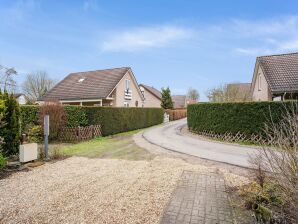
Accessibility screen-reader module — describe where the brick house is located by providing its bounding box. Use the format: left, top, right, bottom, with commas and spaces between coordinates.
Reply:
251, 53, 298, 101
39, 67, 145, 107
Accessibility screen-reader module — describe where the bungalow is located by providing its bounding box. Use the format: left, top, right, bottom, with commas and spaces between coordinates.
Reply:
139, 84, 162, 108
251, 53, 298, 101
39, 67, 145, 107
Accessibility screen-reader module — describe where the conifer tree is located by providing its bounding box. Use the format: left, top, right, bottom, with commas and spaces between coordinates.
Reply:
0, 91, 20, 156
161, 87, 174, 109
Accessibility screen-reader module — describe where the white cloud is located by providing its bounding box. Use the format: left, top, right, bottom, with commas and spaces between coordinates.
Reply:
101, 25, 193, 52
230, 16, 298, 56
235, 48, 274, 56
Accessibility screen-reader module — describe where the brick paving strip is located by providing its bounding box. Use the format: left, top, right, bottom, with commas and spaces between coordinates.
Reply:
160, 171, 235, 224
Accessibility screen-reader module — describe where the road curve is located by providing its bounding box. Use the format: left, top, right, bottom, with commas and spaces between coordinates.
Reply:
143, 118, 259, 168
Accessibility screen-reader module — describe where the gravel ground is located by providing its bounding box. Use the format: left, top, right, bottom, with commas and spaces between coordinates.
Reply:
0, 156, 248, 224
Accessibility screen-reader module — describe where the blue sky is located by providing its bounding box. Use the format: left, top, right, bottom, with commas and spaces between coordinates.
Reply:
1, 0, 298, 101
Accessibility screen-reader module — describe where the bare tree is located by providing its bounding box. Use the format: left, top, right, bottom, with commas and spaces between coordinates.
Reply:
0, 65, 17, 92
206, 84, 227, 102
207, 83, 251, 102
22, 71, 57, 102
187, 87, 200, 101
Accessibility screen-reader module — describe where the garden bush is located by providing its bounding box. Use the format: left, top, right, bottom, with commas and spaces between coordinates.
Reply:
20, 105, 39, 133
187, 102, 289, 137
39, 102, 67, 141
27, 125, 43, 143
0, 152, 6, 170
0, 92, 20, 156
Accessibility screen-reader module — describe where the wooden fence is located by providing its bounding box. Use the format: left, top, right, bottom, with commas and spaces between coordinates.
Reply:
165, 109, 187, 121
193, 129, 275, 146
59, 125, 102, 142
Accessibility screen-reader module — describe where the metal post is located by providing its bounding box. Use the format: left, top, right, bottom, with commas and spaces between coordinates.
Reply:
44, 115, 49, 161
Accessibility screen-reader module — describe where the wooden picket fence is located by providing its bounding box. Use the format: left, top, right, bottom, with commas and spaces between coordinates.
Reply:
59, 125, 102, 142
193, 129, 275, 146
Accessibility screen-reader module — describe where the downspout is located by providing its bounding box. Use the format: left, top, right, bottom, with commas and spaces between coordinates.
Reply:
283, 92, 287, 101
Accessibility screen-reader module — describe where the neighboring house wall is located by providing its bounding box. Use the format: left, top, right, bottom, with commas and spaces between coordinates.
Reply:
252, 65, 271, 101
143, 91, 161, 108
17, 95, 27, 105
114, 71, 144, 107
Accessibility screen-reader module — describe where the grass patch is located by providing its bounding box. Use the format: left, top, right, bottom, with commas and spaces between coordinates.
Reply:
45, 129, 154, 161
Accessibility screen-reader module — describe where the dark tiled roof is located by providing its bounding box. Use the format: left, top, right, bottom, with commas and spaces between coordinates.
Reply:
41, 67, 130, 101
139, 84, 162, 99
172, 95, 186, 108
257, 53, 298, 92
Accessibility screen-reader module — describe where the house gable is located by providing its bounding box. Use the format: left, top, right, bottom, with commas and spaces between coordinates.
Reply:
251, 62, 271, 101
139, 84, 162, 108
113, 69, 145, 107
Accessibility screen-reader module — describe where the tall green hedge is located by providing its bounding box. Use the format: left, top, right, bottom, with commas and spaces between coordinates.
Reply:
85, 107, 163, 136
20, 106, 163, 137
187, 102, 290, 137
20, 105, 39, 132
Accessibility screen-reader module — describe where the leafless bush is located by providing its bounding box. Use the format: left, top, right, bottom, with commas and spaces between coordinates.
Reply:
249, 154, 267, 189
250, 102, 298, 221
39, 101, 67, 141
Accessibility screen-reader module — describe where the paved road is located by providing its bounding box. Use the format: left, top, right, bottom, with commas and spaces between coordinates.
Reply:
143, 119, 259, 168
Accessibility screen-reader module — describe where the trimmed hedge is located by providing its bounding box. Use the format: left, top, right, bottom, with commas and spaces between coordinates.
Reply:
85, 107, 163, 136
20, 105, 39, 132
187, 102, 290, 137
20, 106, 163, 137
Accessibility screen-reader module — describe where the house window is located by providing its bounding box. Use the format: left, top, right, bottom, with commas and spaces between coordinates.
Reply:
125, 79, 130, 90
258, 74, 262, 91
124, 102, 129, 107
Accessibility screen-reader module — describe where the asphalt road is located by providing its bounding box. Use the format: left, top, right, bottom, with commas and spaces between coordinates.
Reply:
143, 118, 260, 168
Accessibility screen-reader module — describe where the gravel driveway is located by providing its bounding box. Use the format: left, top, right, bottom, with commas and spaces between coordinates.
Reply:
0, 155, 248, 224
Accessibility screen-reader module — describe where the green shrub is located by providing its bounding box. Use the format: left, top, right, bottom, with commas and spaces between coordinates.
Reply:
0, 152, 6, 170
85, 107, 164, 136
187, 102, 288, 137
27, 125, 43, 143
64, 106, 88, 127
20, 105, 39, 133
0, 92, 20, 156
